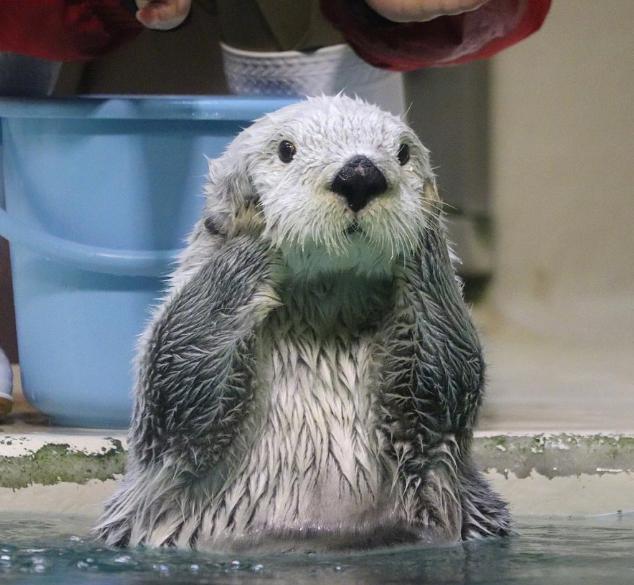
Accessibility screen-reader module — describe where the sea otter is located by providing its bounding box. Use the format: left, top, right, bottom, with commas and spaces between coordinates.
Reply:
96, 96, 510, 551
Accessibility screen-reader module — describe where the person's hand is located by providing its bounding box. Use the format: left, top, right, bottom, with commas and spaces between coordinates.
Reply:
135, 0, 192, 30
366, 0, 491, 23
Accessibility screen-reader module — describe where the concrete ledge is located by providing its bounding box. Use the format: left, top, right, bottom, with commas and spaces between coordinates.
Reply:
1, 427, 632, 519
473, 432, 634, 478
0, 431, 125, 489
474, 433, 634, 517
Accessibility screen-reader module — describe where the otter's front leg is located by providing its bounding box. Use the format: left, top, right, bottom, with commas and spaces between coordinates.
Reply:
131, 234, 280, 471
96, 232, 280, 547
378, 219, 510, 540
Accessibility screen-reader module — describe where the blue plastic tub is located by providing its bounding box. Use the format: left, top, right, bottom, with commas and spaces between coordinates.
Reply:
0, 96, 295, 428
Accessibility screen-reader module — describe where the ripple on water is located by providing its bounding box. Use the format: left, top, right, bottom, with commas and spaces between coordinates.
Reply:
0, 513, 633, 585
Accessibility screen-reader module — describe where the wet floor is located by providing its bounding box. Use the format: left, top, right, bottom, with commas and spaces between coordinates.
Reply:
1, 513, 633, 584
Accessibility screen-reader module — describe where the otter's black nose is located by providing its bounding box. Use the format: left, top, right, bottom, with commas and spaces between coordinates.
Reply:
330, 156, 388, 212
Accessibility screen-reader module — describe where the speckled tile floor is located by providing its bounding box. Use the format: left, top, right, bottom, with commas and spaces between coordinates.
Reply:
474, 310, 634, 433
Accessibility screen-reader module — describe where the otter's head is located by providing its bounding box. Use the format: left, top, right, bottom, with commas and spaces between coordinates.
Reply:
204, 96, 438, 276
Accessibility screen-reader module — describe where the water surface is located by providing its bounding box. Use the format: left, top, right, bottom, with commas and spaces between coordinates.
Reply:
1, 513, 632, 584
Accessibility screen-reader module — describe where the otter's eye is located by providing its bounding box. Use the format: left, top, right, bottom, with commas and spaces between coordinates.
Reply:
397, 143, 410, 166
278, 140, 296, 163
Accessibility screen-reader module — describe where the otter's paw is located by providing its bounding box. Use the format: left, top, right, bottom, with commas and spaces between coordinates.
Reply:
94, 514, 132, 548
461, 467, 513, 539
94, 482, 139, 547
228, 201, 266, 238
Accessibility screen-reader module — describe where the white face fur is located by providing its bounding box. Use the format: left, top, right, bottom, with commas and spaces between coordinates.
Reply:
206, 96, 436, 278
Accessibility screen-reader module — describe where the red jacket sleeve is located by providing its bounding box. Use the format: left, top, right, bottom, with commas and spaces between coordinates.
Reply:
0, 0, 141, 61
321, 0, 552, 71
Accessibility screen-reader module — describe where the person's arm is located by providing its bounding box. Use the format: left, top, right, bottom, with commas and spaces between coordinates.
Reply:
321, 0, 552, 71
0, 0, 141, 61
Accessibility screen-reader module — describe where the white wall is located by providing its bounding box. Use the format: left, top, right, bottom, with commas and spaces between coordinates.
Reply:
490, 0, 634, 343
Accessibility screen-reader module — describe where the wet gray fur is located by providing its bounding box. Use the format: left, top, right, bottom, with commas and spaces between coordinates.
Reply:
95, 97, 510, 551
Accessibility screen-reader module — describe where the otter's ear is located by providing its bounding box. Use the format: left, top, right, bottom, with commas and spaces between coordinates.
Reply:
202, 150, 262, 237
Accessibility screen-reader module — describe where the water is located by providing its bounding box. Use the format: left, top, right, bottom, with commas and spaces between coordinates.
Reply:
0, 513, 632, 584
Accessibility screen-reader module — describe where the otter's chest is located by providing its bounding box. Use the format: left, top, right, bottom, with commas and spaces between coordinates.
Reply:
257, 315, 386, 521
210, 285, 395, 537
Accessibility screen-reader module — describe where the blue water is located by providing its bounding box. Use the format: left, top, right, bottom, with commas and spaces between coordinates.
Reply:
1, 513, 632, 584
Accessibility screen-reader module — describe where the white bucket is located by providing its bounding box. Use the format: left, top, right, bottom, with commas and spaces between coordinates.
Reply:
221, 42, 405, 116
